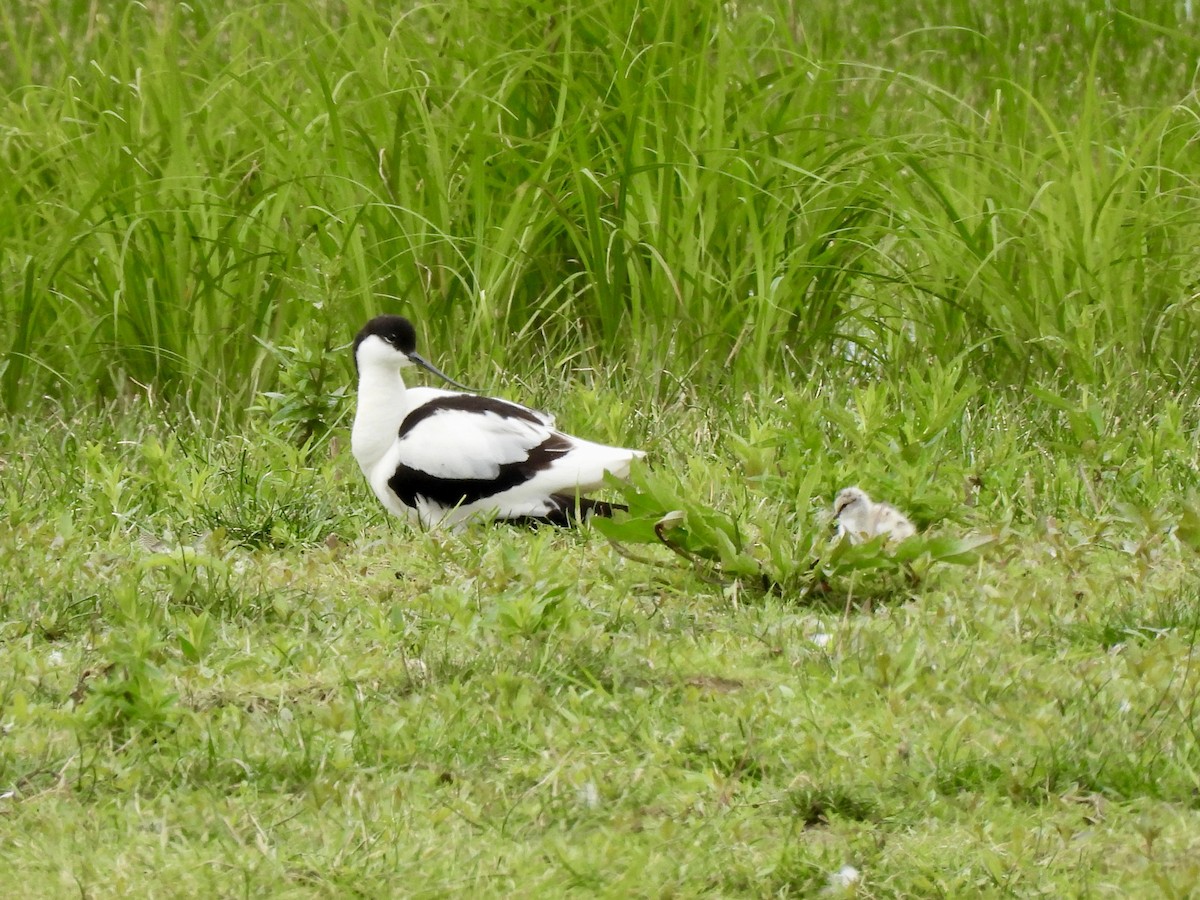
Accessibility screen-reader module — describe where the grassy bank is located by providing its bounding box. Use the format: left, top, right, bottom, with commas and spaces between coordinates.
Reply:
3, 383, 1200, 894
4, 0, 1200, 895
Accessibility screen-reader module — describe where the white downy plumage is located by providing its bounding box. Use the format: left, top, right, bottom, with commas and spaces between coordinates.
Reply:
832, 486, 916, 545
351, 315, 644, 528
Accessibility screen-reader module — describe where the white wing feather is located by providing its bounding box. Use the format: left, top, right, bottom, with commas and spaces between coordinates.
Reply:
396, 407, 555, 480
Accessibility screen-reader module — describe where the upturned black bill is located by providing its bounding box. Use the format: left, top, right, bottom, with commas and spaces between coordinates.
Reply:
408, 352, 476, 392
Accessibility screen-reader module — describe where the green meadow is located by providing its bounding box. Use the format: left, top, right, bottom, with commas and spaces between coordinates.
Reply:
4, 0, 1200, 894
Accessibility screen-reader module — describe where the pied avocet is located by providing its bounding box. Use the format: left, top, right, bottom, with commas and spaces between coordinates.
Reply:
833, 486, 916, 545
351, 315, 645, 528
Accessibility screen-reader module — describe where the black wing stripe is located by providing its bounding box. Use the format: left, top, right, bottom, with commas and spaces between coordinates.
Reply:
387, 434, 573, 509
397, 395, 544, 439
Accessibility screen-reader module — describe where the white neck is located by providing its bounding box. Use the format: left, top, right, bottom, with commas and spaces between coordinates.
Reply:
351, 363, 409, 474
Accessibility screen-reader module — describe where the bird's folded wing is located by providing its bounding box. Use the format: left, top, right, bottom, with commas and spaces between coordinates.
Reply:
395, 401, 560, 480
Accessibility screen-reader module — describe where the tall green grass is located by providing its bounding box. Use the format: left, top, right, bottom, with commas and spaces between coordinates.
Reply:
2, 0, 1199, 413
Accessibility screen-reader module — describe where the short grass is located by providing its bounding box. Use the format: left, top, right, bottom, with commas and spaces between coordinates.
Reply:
5, 0, 1200, 896
5, 380, 1200, 896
